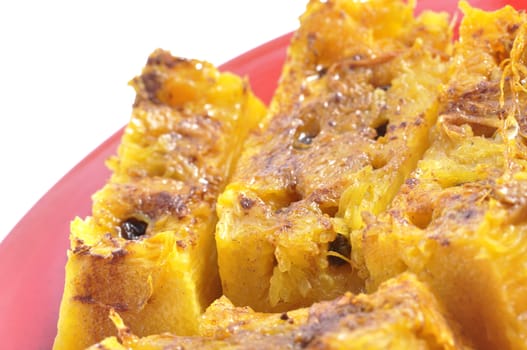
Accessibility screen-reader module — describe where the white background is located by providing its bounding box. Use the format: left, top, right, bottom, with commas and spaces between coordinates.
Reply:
0, 1, 306, 242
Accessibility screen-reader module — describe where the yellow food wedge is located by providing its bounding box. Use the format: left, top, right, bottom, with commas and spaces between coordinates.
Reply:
359, 3, 527, 349
53, 49, 266, 350
86, 273, 468, 350
216, 0, 452, 312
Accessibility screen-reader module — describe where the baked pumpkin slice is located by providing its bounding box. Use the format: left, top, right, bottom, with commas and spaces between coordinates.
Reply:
53, 50, 266, 350
87, 273, 468, 350
215, 0, 452, 312
358, 3, 527, 350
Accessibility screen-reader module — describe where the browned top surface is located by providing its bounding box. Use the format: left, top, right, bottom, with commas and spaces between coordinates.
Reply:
94, 273, 462, 349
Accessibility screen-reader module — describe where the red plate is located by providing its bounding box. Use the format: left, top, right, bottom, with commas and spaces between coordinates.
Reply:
0, 1, 524, 349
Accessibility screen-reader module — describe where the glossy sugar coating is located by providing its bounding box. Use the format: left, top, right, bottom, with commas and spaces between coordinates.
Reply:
216, 0, 452, 312
87, 273, 468, 350
56, 1, 527, 349
53, 50, 266, 350
358, 3, 527, 349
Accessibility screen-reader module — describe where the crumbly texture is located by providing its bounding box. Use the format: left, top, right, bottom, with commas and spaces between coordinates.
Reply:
216, 0, 452, 312
53, 50, 266, 350
359, 3, 527, 350
87, 273, 467, 350
58, 1, 527, 349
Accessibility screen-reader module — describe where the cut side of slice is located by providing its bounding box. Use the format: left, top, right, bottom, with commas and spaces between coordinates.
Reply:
216, 0, 452, 312
359, 3, 527, 350
53, 50, 267, 350
86, 273, 468, 350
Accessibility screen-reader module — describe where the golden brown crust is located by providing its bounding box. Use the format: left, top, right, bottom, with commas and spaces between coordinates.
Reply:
216, 0, 452, 312
53, 50, 266, 350
61, 2, 527, 350
87, 273, 466, 350
359, 3, 527, 349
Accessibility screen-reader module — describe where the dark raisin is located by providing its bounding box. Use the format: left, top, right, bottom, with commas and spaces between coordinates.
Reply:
316, 64, 328, 78
293, 113, 321, 150
120, 218, 148, 240
280, 312, 289, 321
328, 234, 351, 266
240, 196, 255, 210
374, 121, 389, 140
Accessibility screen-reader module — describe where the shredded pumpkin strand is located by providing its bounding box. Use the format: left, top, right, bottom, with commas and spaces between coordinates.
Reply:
499, 23, 527, 177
